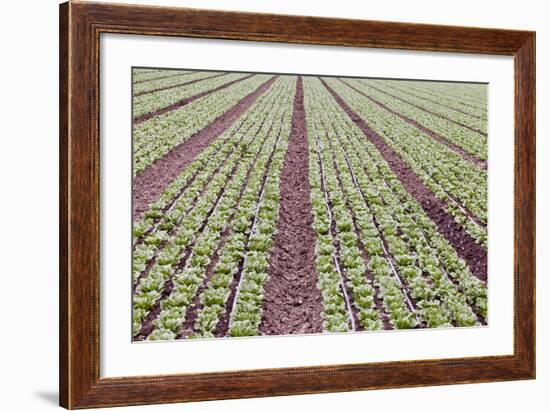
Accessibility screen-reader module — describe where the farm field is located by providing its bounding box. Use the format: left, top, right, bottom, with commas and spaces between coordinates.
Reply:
131, 67, 488, 341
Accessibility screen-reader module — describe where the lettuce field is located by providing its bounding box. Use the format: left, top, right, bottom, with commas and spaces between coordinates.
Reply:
131, 68, 488, 341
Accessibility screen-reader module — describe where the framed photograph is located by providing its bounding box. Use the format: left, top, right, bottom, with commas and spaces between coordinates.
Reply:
59, 1, 535, 408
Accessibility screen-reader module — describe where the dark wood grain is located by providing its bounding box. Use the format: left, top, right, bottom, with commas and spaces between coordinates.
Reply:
59, 1, 536, 409
59, 2, 69, 407
514, 33, 536, 376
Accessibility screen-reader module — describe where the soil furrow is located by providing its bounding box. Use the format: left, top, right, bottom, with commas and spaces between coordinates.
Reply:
133, 71, 195, 85
258, 77, 324, 336
339, 82, 487, 228
322, 125, 397, 330
322, 80, 487, 284
213, 106, 290, 338
383, 82, 487, 121
132, 127, 248, 292
178, 110, 284, 339
134, 74, 257, 124
397, 83, 487, 113
134, 72, 229, 97
135, 93, 285, 341
315, 132, 359, 331
423, 86, 487, 109
342, 128, 485, 323
133, 83, 280, 248
339, 79, 487, 169
132, 75, 279, 221
320, 91, 485, 324
447, 192, 486, 228
135, 69, 160, 74
215, 164, 270, 338
133, 181, 229, 341
332, 132, 423, 323
362, 81, 488, 136
322, 130, 383, 331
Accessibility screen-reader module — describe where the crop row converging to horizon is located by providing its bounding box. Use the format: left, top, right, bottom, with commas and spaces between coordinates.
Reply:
131, 68, 488, 341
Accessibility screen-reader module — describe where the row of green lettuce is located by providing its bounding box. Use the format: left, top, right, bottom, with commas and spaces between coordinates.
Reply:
133, 74, 272, 175
303, 77, 486, 331
132, 77, 295, 340
324, 77, 488, 248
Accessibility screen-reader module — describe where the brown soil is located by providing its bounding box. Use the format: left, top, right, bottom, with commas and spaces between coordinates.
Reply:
317, 134, 362, 330
404, 84, 487, 112
135, 69, 159, 74
259, 77, 324, 335
325, 127, 393, 330
176, 250, 221, 339
322, 80, 487, 283
329, 189, 363, 331
133, 74, 256, 124
133, 248, 191, 341
339, 80, 487, 170
132, 127, 248, 292
134, 178, 231, 341
351, 139, 482, 324
213, 256, 244, 337
134, 72, 229, 97
133, 71, 195, 85
361, 81, 488, 137
383, 82, 487, 121
132, 75, 278, 222
177, 113, 279, 339
341, 80, 487, 227
362, 257, 393, 329
132, 95, 279, 291
135, 96, 283, 341
213, 117, 288, 338
447, 192, 486, 227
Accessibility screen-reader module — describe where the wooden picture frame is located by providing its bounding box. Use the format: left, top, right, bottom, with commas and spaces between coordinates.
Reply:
59, 1, 535, 408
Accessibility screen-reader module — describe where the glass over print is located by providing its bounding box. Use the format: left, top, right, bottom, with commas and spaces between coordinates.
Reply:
131, 68, 488, 342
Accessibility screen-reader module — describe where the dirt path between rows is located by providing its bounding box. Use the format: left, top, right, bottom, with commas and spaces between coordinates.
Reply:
134, 72, 229, 97
132, 75, 278, 222
403, 84, 487, 112
178, 115, 280, 339
360, 81, 488, 137
339, 79, 487, 170
134, 74, 256, 124
383, 82, 487, 121
259, 77, 324, 335
322, 79, 487, 283
133, 71, 195, 85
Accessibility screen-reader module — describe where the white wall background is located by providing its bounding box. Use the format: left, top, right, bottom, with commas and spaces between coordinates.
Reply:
0, 0, 547, 410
